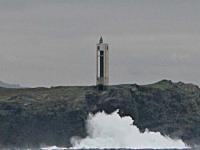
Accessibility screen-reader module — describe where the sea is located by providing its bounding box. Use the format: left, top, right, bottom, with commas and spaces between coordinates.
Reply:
8, 111, 198, 150
15, 148, 195, 150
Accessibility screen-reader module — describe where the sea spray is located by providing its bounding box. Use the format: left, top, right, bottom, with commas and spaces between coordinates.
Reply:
41, 146, 67, 150
70, 110, 189, 149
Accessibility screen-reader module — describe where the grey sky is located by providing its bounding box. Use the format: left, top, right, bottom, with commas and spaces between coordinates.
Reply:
0, 0, 200, 87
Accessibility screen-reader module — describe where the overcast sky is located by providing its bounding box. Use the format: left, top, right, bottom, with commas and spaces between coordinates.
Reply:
0, 0, 200, 87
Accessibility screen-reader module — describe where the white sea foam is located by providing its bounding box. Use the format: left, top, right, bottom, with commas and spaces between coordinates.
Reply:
70, 110, 189, 149
41, 145, 67, 150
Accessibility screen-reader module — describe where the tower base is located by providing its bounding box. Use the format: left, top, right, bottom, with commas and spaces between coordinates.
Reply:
97, 84, 105, 91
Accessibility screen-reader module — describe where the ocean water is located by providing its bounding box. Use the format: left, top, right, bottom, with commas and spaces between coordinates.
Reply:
8, 148, 194, 150
69, 111, 189, 149
11, 111, 194, 150
8, 146, 195, 150
41, 148, 193, 150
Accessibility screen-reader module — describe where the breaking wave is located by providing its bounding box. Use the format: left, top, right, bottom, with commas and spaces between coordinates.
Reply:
70, 110, 188, 149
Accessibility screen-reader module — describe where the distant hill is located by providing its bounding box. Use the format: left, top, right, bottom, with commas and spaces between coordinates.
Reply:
0, 81, 21, 88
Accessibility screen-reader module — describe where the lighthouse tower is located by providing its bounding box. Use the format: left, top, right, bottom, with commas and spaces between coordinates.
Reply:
96, 37, 109, 90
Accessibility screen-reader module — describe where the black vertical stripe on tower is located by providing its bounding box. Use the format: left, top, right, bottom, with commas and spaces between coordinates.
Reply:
100, 51, 104, 77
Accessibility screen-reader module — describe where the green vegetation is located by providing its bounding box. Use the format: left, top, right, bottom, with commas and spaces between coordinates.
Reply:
0, 80, 200, 148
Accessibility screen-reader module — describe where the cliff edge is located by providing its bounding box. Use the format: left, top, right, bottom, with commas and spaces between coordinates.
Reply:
0, 80, 200, 148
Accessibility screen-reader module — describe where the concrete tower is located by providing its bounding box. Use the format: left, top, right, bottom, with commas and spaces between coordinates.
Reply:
96, 37, 109, 89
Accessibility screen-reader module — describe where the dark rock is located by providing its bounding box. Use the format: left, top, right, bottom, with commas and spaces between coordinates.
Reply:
0, 80, 200, 148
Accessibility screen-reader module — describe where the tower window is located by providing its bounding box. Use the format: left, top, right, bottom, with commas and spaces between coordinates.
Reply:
100, 51, 104, 77
97, 46, 100, 50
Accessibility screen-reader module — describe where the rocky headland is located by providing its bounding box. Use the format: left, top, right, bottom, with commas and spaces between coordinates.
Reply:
0, 80, 200, 148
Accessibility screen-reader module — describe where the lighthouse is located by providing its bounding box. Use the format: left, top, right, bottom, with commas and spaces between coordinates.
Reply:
96, 37, 109, 90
